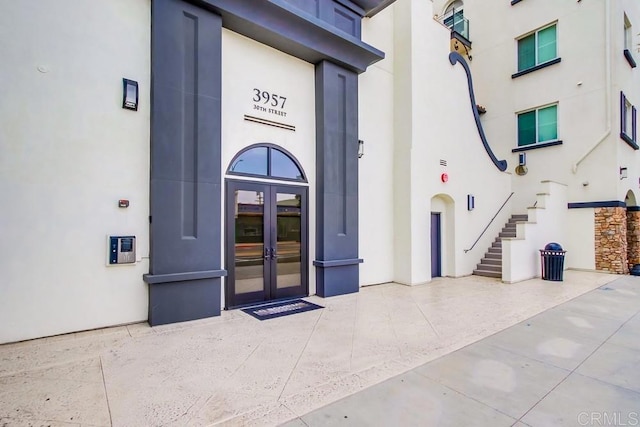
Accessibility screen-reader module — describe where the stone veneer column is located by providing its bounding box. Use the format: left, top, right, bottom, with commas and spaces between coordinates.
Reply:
594, 207, 628, 274
626, 210, 640, 267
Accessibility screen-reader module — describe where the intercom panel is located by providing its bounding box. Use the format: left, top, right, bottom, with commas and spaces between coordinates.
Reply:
108, 236, 136, 265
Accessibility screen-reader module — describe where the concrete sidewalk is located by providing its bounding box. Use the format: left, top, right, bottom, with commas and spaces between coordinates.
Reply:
285, 276, 640, 427
0, 271, 628, 426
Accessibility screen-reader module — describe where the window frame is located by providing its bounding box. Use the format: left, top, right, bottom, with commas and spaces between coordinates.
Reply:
227, 143, 308, 182
515, 103, 561, 150
442, 0, 469, 41
620, 92, 638, 149
623, 13, 637, 68
512, 23, 561, 78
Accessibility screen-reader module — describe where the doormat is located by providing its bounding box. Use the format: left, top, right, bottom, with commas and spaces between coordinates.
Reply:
241, 299, 323, 320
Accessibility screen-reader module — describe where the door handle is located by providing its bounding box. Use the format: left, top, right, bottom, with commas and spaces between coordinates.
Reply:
264, 248, 276, 260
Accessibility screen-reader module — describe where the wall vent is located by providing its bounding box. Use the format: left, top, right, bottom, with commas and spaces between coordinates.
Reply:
440, 159, 447, 166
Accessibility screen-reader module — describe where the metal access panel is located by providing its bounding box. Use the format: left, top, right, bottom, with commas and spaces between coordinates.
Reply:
108, 236, 136, 265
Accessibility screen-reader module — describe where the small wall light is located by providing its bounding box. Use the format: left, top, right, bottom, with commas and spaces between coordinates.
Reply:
122, 78, 139, 111
620, 167, 628, 180
358, 139, 365, 158
515, 152, 528, 176
519, 153, 527, 166
467, 194, 475, 211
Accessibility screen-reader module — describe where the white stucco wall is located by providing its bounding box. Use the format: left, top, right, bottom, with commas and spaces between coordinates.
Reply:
614, 1, 640, 204
221, 29, 317, 297
0, 0, 151, 343
359, 7, 396, 286
566, 208, 596, 271
503, 181, 568, 283
390, 0, 512, 284
435, 0, 640, 273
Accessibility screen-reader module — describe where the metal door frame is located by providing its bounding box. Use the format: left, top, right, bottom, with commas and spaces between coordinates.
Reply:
225, 179, 308, 308
431, 212, 442, 278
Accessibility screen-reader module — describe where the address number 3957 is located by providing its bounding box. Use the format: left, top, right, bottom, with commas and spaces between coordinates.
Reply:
253, 88, 287, 109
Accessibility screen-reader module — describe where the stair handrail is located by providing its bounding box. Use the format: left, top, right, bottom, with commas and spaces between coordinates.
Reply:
464, 192, 514, 253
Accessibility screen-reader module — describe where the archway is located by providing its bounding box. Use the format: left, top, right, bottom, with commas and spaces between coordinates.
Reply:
225, 144, 309, 308
430, 194, 455, 278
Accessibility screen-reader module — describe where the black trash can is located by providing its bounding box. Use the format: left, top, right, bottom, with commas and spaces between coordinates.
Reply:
540, 242, 566, 281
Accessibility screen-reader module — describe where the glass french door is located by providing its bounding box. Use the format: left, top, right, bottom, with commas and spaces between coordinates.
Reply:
226, 180, 308, 308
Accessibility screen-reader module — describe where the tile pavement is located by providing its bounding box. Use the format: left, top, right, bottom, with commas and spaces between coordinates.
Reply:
0, 270, 631, 426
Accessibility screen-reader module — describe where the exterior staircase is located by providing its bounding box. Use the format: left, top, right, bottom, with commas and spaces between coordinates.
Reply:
473, 214, 528, 278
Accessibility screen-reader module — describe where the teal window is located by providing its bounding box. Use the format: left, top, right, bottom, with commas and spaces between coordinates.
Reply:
518, 24, 557, 72
517, 104, 558, 146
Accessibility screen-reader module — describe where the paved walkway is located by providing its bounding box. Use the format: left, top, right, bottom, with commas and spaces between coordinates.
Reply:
0, 271, 630, 426
284, 276, 640, 427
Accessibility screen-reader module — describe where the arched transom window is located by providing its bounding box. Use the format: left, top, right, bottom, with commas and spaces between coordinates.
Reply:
227, 144, 307, 182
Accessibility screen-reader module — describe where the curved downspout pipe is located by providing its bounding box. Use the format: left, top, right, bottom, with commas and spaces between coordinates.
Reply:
572, 0, 611, 173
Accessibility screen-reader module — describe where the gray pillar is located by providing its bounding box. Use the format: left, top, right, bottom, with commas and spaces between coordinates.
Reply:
144, 0, 226, 325
314, 61, 362, 297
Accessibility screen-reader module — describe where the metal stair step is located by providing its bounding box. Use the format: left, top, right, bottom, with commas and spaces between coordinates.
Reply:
472, 214, 526, 280
473, 269, 502, 278
475, 264, 501, 272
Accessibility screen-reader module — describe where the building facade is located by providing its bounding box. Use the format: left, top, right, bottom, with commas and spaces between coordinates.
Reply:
432, 0, 639, 278
0, 0, 637, 344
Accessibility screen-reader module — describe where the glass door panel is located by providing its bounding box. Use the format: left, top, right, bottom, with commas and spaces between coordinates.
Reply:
275, 192, 302, 290
226, 180, 307, 308
232, 188, 267, 302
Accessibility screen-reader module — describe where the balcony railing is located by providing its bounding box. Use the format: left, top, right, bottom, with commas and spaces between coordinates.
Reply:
442, 10, 470, 42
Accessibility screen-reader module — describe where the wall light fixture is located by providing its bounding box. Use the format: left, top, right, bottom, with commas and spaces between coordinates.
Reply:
122, 78, 139, 111
620, 167, 628, 180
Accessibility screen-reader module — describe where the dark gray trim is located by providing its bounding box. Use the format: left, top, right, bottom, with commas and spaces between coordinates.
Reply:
315, 61, 361, 297
568, 201, 626, 209
511, 0, 523, 4
148, 0, 224, 325
449, 52, 508, 172
512, 140, 563, 152
226, 143, 309, 182
624, 49, 637, 68
335, 0, 365, 16
512, 58, 561, 79
350, 0, 393, 15
144, 270, 227, 284
148, 278, 221, 326
189, 0, 384, 73
451, 30, 471, 48
225, 180, 309, 308
313, 258, 363, 267
620, 91, 638, 148
628, 206, 640, 212
284, 0, 392, 17
621, 133, 639, 150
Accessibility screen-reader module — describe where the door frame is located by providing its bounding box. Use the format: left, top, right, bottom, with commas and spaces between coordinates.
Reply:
225, 179, 309, 309
431, 212, 442, 278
